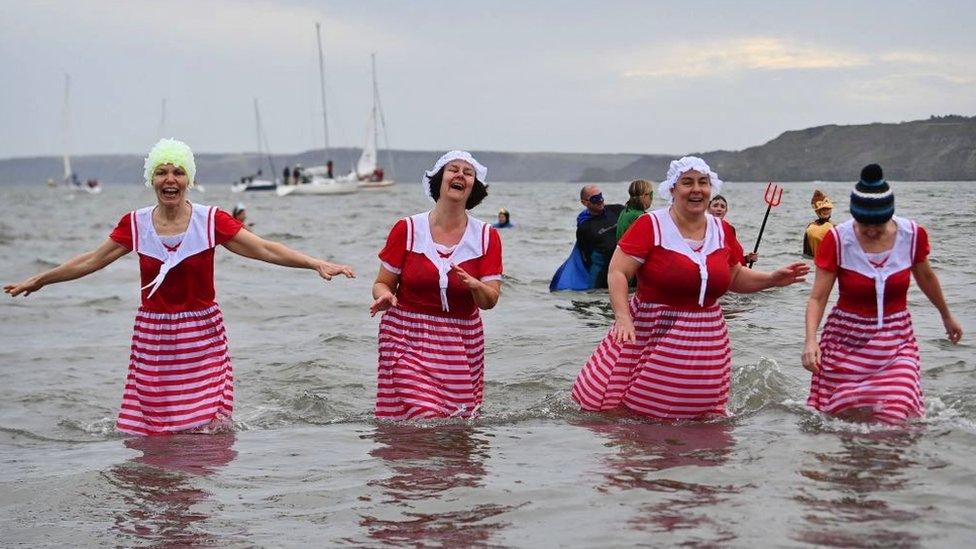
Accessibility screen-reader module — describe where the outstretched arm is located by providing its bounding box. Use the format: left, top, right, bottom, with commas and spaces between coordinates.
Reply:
912, 260, 963, 344
729, 261, 809, 294
222, 228, 355, 280
801, 267, 836, 373
5, 239, 130, 297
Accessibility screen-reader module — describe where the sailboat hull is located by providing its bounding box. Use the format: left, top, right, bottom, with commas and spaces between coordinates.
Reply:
279, 177, 358, 195
358, 179, 395, 189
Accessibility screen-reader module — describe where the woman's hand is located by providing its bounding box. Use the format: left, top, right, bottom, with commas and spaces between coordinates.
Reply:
942, 314, 963, 344
611, 316, 636, 344
4, 275, 44, 297
314, 260, 355, 281
770, 262, 810, 287
370, 290, 397, 317
801, 340, 821, 373
744, 252, 759, 264
451, 264, 482, 290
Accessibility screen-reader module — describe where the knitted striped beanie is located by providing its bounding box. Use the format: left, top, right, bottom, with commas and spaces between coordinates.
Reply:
850, 164, 894, 224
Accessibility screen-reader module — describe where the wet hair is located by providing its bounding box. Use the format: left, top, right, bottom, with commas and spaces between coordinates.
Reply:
710, 195, 727, 206
626, 179, 653, 209
427, 166, 488, 210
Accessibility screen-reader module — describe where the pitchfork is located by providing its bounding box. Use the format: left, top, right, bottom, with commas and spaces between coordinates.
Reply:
747, 182, 783, 268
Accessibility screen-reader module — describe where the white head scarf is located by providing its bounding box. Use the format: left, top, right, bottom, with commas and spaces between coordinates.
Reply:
422, 150, 488, 201
658, 156, 723, 204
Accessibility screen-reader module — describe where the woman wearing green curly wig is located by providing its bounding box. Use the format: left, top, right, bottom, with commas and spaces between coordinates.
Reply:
4, 138, 355, 436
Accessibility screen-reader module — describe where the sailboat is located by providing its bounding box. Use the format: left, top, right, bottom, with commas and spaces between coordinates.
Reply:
354, 53, 395, 189
59, 74, 101, 194
233, 98, 278, 192
277, 22, 357, 197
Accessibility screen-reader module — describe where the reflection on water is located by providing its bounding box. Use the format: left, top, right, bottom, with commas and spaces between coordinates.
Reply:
104, 434, 238, 547
560, 298, 614, 328
359, 423, 513, 546
793, 430, 924, 547
582, 420, 739, 544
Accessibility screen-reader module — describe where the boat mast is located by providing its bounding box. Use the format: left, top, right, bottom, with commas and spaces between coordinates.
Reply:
315, 22, 330, 167
372, 54, 395, 178
254, 98, 277, 178
61, 73, 72, 183
158, 98, 167, 137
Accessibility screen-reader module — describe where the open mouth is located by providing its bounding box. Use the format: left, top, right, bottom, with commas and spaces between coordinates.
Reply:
449, 180, 466, 191
161, 187, 180, 198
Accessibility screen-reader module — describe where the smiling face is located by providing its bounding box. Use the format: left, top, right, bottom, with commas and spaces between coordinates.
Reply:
816, 207, 833, 220
708, 197, 727, 218
672, 170, 711, 215
438, 160, 476, 204
580, 185, 605, 215
152, 163, 189, 206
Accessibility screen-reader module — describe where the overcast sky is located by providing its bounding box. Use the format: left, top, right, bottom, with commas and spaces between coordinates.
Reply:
2, 0, 974, 159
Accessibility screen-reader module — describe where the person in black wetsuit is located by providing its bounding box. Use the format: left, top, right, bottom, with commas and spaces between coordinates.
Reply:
576, 185, 624, 288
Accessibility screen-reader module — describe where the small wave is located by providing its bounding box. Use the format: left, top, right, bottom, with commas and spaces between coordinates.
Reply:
262, 232, 304, 241
727, 357, 803, 417
32, 258, 59, 268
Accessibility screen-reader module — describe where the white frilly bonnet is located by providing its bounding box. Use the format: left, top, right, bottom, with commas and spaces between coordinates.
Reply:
657, 156, 723, 204
422, 150, 488, 201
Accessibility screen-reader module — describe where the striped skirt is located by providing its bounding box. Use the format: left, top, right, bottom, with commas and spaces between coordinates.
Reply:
572, 299, 731, 420
807, 308, 923, 424
116, 304, 234, 436
376, 306, 485, 420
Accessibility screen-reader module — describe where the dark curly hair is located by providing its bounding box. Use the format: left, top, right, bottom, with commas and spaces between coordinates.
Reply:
428, 166, 488, 210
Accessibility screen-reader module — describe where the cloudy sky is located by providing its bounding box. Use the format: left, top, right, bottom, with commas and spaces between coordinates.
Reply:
2, 0, 974, 158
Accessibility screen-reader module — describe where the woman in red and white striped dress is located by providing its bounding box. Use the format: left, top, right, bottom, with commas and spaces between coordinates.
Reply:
4, 139, 355, 436
572, 156, 809, 420
369, 151, 503, 420
802, 164, 962, 424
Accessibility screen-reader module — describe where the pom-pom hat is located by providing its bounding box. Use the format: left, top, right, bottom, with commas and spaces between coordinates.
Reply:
144, 138, 197, 188
850, 163, 894, 225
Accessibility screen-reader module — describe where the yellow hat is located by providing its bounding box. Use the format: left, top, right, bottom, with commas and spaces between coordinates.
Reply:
811, 189, 833, 212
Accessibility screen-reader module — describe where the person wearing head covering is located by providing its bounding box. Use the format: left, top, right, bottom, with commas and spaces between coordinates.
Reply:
572, 156, 809, 420
576, 185, 626, 289
708, 194, 758, 265
802, 164, 962, 424
231, 202, 254, 231
493, 208, 514, 229
616, 179, 653, 239
803, 190, 835, 258
369, 150, 503, 420
4, 138, 355, 436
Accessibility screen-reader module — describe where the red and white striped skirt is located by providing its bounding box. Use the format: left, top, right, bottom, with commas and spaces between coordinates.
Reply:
807, 308, 923, 424
376, 306, 485, 420
116, 304, 234, 436
572, 299, 731, 420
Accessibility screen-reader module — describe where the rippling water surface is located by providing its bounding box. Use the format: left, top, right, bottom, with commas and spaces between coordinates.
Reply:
1, 180, 974, 547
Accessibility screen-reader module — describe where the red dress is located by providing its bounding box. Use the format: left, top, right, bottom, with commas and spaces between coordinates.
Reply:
572, 209, 744, 420
375, 212, 503, 420
109, 204, 242, 435
807, 218, 929, 423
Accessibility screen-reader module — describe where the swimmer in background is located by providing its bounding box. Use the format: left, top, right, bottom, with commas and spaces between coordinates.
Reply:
708, 195, 757, 265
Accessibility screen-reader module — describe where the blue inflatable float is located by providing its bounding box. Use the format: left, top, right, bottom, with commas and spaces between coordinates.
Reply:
549, 244, 592, 291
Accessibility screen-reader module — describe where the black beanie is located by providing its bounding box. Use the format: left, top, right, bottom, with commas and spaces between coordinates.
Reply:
850, 164, 894, 225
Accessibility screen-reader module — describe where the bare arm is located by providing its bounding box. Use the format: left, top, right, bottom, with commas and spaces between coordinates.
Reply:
222, 228, 355, 280
801, 267, 836, 373
451, 265, 502, 310
370, 266, 400, 316
607, 247, 642, 343
912, 260, 963, 344
5, 239, 129, 297
729, 261, 809, 294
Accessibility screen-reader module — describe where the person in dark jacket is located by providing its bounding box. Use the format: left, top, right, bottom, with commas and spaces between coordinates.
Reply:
576, 185, 624, 288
